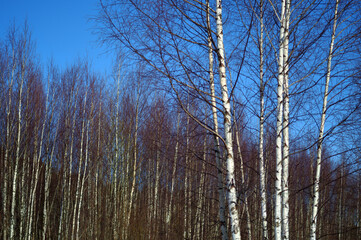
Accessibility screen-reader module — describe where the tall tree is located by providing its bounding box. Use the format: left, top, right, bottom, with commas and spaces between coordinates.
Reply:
310, 1, 339, 239
216, 0, 241, 238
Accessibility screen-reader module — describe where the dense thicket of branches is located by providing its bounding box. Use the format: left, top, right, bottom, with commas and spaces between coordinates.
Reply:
1, 0, 361, 239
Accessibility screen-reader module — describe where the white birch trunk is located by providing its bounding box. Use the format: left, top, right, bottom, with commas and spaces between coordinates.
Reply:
275, 0, 287, 238
125, 85, 141, 238
207, 1, 228, 238
94, 100, 102, 240
166, 113, 180, 237
282, 0, 290, 238
10, 46, 26, 240
113, 67, 121, 240
43, 116, 59, 240
216, 0, 241, 238
259, 1, 268, 238
76, 120, 90, 240
27, 77, 50, 240
154, 141, 161, 235
3, 42, 16, 240
20, 85, 32, 239
310, 1, 339, 239
71, 89, 88, 240
195, 127, 208, 239
235, 129, 252, 240
65, 85, 79, 239
183, 104, 190, 240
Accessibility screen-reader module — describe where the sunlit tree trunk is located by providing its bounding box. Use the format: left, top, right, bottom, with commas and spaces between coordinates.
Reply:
58, 81, 79, 240
113, 65, 121, 240
71, 89, 88, 239
216, 0, 241, 238
3, 36, 16, 240
275, 0, 287, 238
10, 37, 27, 239
195, 121, 208, 239
125, 83, 141, 238
282, 0, 290, 238
94, 99, 102, 240
258, 1, 268, 238
207, 1, 228, 238
183, 102, 191, 239
338, 162, 344, 240
43, 105, 59, 240
166, 113, 180, 237
235, 127, 252, 240
20, 86, 31, 240
310, 1, 339, 239
27, 79, 49, 240
76, 119, 91, 240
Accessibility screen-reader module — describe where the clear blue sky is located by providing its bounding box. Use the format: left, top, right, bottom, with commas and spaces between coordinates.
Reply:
0, 0, 113, 75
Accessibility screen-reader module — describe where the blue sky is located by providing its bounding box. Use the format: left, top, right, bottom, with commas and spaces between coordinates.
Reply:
0, 0, 113, 75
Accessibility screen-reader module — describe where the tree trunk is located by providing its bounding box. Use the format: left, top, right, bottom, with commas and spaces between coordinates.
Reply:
10, 48, 26, 240
166, 113, 180, 236
275, 0, 287, 238
282, 0, 290, 238
259, 1, 268, 238
125, 84, 141, 238
216, 0, 241, 238
310, 1, 339, 239
207, 1, 228, 238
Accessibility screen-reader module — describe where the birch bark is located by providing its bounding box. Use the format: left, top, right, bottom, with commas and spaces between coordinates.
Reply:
10, 38, 27, 239
282, 0, 290, 238
166, 113, 180, 237
71, 89, 88, 240
27, 76, 49, 240
275, 0, 287, 238
183, 102, 191, 240
125, 84, 141, 238
216, 0, 241, 238
310, 1, 339, 239
3, 38, 16, 240
207, 1, 228, 238
258, 1, 268, 238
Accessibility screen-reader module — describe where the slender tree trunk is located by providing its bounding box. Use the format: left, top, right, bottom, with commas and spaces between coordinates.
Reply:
76, 120, 91, 240
125, 84, 141, 238
166, 113, 180, 237
206, 1, 228, 238
58, 84, 79, 240
71, 90, 88, 240
216, 0, 241, 238
183, 100, 192, 239
10, 47, 26, 240
154, 137, 161, 237
94, 100, 102, 240
275, 0, 287, 238
259, 1, 268, 238
43, 115, 59, 240
195, 125, 208, 239
282, 0, 291, 238
338, 162, 344, 240
235, 128, 252, 240
3, 40, 16, 240
27, 79, 50, 240
113, 63, 122, 240
310, 1, 339, 239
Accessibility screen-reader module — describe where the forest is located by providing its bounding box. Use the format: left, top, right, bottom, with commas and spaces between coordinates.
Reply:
1, 0, 361, 239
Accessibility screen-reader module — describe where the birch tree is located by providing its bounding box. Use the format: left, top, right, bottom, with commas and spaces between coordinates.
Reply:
216, 0, 241, 238
258, 0, 268, 238
310, 1, 339, 239
10, 26, 29, 240
206, 1, 228, 238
